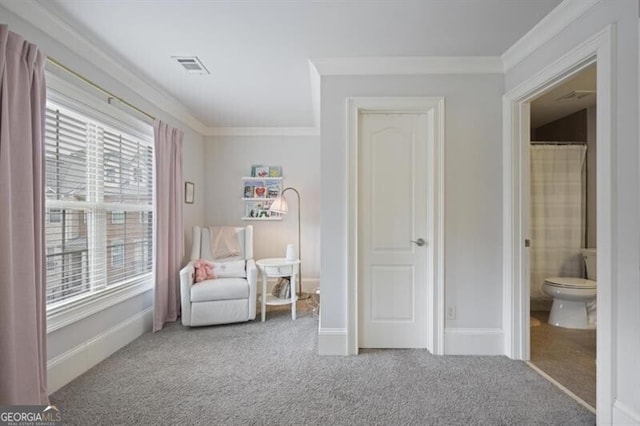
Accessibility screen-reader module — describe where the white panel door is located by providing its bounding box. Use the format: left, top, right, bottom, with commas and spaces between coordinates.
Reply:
358, 113, 429, 348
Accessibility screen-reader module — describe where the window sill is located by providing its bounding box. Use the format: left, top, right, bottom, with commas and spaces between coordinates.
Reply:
46, 274, 153, 334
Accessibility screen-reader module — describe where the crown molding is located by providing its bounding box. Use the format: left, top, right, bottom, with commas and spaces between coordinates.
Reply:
6, 0, 595, 135
501, 0, 600, 73
310, 56, 504, 76
206, 127, 320, 137
0, 0, 209, 135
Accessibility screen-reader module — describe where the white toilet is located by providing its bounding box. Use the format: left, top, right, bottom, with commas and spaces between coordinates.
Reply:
543, 248, 597, 329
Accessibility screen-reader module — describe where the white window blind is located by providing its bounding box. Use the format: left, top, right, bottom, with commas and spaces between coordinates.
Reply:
45, 101, 153, 307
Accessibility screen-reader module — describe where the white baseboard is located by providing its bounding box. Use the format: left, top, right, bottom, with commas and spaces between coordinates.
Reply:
444, 328, 503, 355
301, 278, 320, 294
319, 327, 503, 356
613, 400, 640, 425
47, 307, 153, 394
318, 326, 502, 356
318, 326, 347, 355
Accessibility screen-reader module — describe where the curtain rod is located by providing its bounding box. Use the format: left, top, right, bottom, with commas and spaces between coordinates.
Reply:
46, 56, 156, 122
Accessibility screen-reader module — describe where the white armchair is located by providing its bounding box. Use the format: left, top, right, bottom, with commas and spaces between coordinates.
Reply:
180, 225, 257, 326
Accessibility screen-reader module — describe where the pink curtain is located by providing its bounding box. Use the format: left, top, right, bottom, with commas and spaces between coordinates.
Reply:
0, 25, 48, 404
153, 120, 184, 332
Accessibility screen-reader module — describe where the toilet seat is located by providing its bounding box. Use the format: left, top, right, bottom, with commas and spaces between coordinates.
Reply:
544, 277, 596, 289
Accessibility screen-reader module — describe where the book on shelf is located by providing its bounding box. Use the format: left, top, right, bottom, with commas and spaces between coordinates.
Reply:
250, 165, 283, 178
245, 200, 273, 218
243, 184, 254, 198
272, 277, 291, 299
254, 166, 270, 178
267, 183, 280, 198
253, 186, 267, 198
269, 166, 282, 177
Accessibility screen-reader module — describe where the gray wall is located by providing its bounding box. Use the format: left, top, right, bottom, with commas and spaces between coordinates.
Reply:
203, 135, 321, 281
320, 74, 504, 331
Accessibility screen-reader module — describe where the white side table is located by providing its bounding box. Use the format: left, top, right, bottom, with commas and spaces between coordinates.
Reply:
256, 258, 300, 322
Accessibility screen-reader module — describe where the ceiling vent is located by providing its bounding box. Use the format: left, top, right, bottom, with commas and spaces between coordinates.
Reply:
555, 90, 595, 101
172, 56, 210, 75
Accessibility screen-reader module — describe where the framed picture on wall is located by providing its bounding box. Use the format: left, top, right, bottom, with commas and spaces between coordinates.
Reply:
185, 181, 195, 204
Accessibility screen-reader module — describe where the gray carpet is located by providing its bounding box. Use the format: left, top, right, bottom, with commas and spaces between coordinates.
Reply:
51, 310, 595, 425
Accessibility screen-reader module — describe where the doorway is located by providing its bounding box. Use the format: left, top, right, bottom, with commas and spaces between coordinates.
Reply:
502, 26, 613, 422
346, 97, 445, 355
528, 64, 597, 408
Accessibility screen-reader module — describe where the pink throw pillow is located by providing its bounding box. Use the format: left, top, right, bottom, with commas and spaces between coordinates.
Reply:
193, 259, 216, 283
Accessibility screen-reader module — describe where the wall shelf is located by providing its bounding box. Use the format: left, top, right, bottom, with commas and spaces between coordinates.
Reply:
241, 174, 283, 220
242, 176, 283, 182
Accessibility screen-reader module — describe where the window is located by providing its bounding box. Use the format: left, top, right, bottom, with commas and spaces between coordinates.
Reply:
49, 208, 62, 223
139, 211, 150, 224
45, 99, 153, 307
111, 211, 125, 224
110, 239, 125, 268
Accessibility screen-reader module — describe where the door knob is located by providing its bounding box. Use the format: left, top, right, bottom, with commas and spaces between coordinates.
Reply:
410, 238, 426, 247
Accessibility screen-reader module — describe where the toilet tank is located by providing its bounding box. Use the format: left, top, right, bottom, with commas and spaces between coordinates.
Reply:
581, 248, 597, 280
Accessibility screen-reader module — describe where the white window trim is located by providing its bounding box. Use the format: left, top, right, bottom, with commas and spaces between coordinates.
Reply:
46, 71, 153, 140
45, 70, 155, 333
47, 274, 153, 333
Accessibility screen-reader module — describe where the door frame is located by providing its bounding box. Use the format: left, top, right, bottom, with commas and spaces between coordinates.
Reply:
502, 26, 612, 420
346, 97, 445, 355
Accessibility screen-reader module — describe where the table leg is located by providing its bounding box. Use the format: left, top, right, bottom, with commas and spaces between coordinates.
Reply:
261, 273, 267, 322
291, 272, 297, 320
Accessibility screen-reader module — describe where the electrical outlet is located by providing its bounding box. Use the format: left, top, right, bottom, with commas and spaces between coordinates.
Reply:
446, 305, 456, 320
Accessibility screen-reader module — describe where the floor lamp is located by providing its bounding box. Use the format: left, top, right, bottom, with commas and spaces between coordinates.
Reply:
269, 187, 310, 300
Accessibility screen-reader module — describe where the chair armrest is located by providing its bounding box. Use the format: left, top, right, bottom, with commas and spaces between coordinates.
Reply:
246, 259, 257, 320
179, 261, 196, 326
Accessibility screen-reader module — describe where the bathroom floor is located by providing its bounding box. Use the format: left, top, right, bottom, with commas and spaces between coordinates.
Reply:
530, 310, 596, 409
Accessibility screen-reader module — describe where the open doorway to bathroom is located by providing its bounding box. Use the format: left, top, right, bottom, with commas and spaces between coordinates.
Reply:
528, 63, 597, 409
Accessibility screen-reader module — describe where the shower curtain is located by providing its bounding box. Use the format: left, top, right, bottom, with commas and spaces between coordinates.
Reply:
530, 144, 587, 299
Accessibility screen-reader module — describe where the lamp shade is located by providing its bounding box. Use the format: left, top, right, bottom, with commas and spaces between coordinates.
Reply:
269, 195, 289, 214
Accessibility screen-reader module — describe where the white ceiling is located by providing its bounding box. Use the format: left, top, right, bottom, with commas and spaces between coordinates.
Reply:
40, 0, 562, 129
